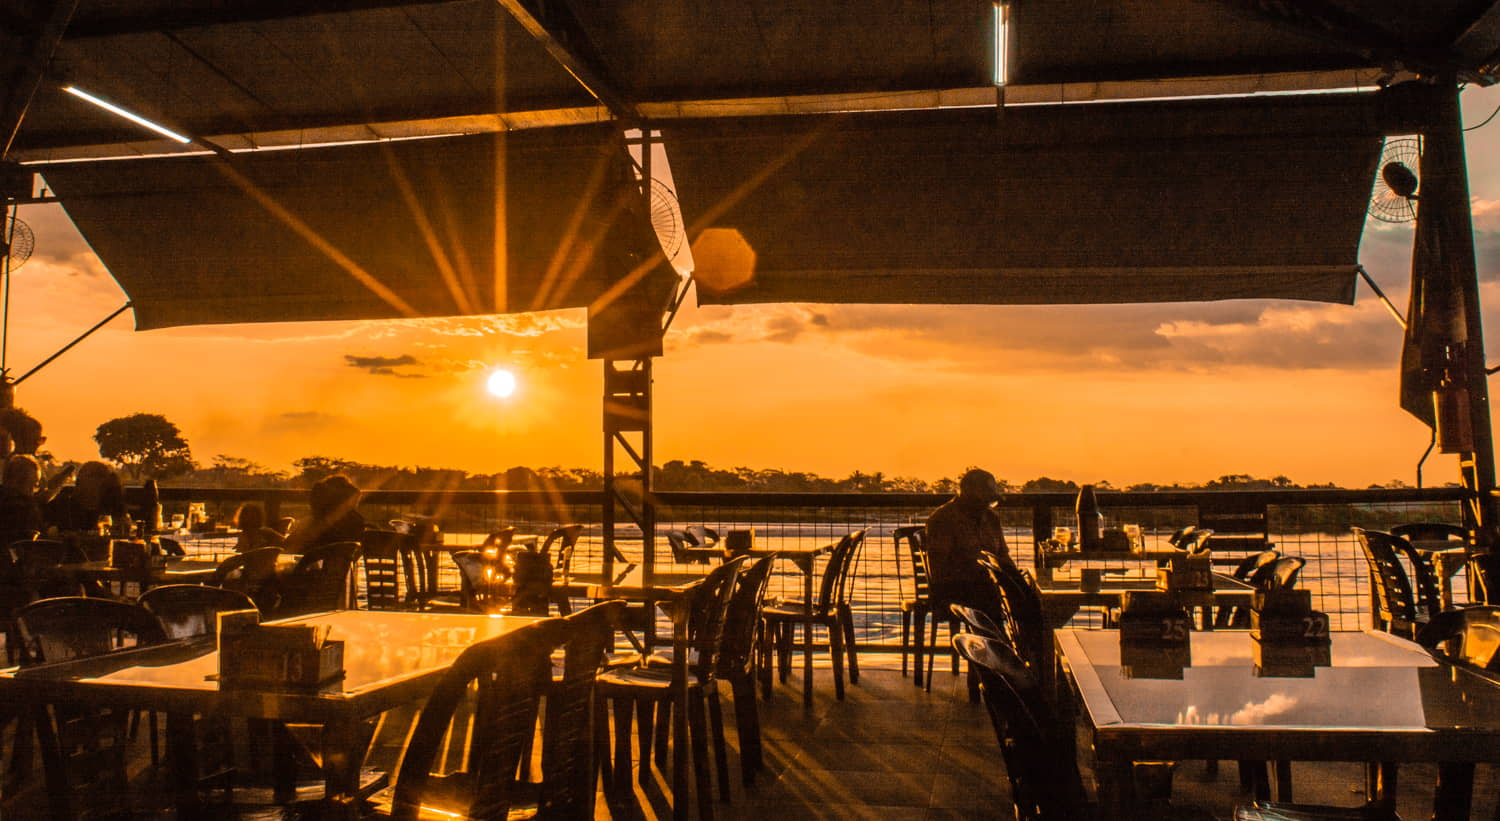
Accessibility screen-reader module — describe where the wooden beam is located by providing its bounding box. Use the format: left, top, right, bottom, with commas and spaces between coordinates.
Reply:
1, 0, 78, 162
493, 0, 635, 118
7, 68, 1375, 164
58, 0, 457, 39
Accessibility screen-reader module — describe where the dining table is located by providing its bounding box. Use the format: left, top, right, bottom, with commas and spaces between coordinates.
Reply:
0, 609, 544, 821
1054, 628, 1500, 819
733, 541, 837, 708
1036, 570, 1255, 630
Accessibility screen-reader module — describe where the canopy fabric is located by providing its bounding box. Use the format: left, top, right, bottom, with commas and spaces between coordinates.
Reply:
668, 94, 1384, 307
41, 126, 674, 330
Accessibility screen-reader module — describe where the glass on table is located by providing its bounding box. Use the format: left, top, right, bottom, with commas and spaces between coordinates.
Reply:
1052, 527, 1074, 548
1122, 524, 1143, 551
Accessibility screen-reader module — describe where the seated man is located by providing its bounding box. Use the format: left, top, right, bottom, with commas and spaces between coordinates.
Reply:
925, 468, 1011, 609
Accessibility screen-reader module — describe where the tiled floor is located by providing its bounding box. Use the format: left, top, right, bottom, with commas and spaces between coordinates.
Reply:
4, 652, 1498, 819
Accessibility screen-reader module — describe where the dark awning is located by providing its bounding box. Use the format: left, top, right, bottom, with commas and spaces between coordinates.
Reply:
667, 94, 1385, 307
40, 126, 674, 330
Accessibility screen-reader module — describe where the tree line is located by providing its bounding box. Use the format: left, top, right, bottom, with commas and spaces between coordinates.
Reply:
58, 412, 1431, 493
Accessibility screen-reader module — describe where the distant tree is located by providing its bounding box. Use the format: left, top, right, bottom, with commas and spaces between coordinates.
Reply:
94, 413, 195, 480
1022, 476, 1079, 493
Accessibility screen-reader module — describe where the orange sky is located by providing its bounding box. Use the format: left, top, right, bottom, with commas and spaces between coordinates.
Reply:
8, 84, 1500, 489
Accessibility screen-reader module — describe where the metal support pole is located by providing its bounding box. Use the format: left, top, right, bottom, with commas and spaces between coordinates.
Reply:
1426, 84, 1497, 550
602, 358, 653, 585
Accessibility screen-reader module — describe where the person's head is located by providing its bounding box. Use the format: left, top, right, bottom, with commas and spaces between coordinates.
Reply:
235, 501, 266, 531
310, 474, 360, 519
75, 460, 123, 511
0, 407, 43, 454
957, 468, 1002, 506
2, 454, 40, 493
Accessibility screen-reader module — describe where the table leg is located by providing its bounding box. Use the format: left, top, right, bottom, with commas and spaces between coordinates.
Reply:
1095, 755, 1135, 816
321, 716, 365, 821
165, 713, 202, 818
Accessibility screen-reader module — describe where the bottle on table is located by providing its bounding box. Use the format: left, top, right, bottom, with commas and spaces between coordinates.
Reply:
1075, 484, 1101, 551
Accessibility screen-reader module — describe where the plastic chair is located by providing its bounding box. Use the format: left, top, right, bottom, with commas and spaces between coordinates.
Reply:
537, 600, 625, 810
156, 536, 186, 557
209, 546, 283, 612
359, 528, 405, 610
598, 557, 745, 815
138, 584, 257, 640
383, 617, 570, 821
761, 530, 866, 700
1268, 555, 1307, 590
666, 528, 722, 565
1353, 528, 1431, 638
1418, 604, 1500, 670
15, 596, 169, 820
892, 524, 935, 682
538, 523, 584, 614
949, 602, 1007, 641
274, 541, 360, 617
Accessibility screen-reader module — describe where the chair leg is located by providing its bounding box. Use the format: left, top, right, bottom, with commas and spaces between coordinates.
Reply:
840, 605, 859, 684
949, 616, 959, 675
828, 620, 846, 701
900, 610, 911, 676
912, 608, 927, 687
924, 612, 940, 693
707, 690, 731, 802
757, 626, 774, 701
595, 693, 615, 792
654, 700, 671, 774
729, 674, 762, 785
636, 698, 656, 783
611, 697, 634, 793
687, 694, 714, 821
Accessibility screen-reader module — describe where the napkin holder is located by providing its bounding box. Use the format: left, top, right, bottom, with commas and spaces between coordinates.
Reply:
1249, 589, 1330, 645
1118, 591, 1192, 644
724, 528, 755, 556
1121, 639, 1190, 679
219, 622, 344, 690
109, 539, 150, 570
1251, 635, 1331, 677
1157, 554, 1214, 608
1100, 528, 1133, 552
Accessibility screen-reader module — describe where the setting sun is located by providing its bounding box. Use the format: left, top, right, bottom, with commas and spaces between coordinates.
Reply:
487, 369, 517, 398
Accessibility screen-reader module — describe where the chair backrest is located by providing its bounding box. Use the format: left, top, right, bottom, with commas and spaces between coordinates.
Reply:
685, 525, 719, 548
1390, 537, 1444, 616
272, 516, 296, 536
11, 538, 82, 575
540, 600, 625, 816
359, 528, 405, 610
1180, 528, 1214, 555
980, 554, 1051, 677
949, 602, 1007, 641
210, 546, 283, 607
1268, 555, 1306, 590
539, 524, 584, 583
1472, 552, 1499, 605
718, 555, 776, 677
1417, 605, 1500, 670
15, 596, 167, 665
815, 529, 866, 611
1391, 522, 1467, 546
391, 617, 570, 821
283, 540, 361, 614
1231, 549, 1282, 581
1166, 525, 1197, 548
481, 527, 517, 553
685, 556, 746, 680
156, 536, 186, 557
893, 524, 929, 602
952, 632, 1087, 820
138, 584, 257, 639
509, 549, 554, 616
666, 529, 707, 564
1353, 528, 1422, 632
452, 550, 490, 610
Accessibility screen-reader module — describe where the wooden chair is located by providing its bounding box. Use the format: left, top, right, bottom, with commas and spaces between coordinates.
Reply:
383, 618, 570, 821
666, 527, 723, 565
761, 530, 866, 701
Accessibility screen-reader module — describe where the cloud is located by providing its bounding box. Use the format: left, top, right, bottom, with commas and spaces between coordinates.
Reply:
1229, 693, 1298, 725
263, 411, 341, 433
343, 354, 426, 378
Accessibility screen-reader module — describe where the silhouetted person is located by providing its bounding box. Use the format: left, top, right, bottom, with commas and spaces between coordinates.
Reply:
925, 468, 1012, 611
0, 454, 45, 545
233, 501, 285, 553
45, 460, 129, 536
284, 474, 364, 555
0, 407, 44, 455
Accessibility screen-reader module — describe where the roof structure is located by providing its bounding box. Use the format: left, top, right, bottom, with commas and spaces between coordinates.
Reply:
4, 0, 1500, 327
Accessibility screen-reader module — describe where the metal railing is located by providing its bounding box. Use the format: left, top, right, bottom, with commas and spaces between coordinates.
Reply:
143, 485, 1473, 642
